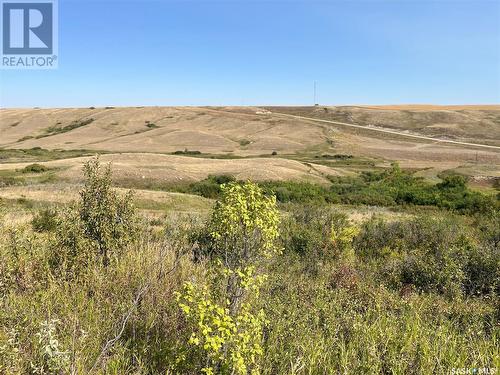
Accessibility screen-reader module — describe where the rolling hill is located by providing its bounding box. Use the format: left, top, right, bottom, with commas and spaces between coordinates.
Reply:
1, 105, 499, 184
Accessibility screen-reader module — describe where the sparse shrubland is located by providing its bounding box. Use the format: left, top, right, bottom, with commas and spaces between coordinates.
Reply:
0, 158, 498, 374
176, 165, 498, 215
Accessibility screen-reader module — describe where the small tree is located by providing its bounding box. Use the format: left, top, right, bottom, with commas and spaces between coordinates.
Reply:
177, 182, 281, 374
79, 157, 138, 266
208, 182, 281, 313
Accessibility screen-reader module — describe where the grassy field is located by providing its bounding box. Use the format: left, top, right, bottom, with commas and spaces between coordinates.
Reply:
0, 106, 499, 374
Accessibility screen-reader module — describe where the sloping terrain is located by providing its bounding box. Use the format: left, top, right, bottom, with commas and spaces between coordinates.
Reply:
0, 107, 325, 155
0, 183, 213, 213
1, 105, 499, 183
0, 153, 340, 184
263, 105, 500, 146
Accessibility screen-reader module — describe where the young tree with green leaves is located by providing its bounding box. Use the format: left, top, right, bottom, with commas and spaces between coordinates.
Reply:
176, 181, 281, 374
79, 157, 138, 267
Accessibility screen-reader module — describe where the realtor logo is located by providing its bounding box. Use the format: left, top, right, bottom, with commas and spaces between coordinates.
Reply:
1, 0, 58, 69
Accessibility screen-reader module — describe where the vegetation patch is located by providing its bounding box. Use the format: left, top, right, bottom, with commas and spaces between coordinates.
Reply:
31, 208, 59, 232
170, 165, 498, 215
0, 148, 107, 163
172, 148, 202, 155
0, 160, 497, 373
21, 163, 49, 173
37, 118, 95, 138
315, 153, 353, 159
17, 135, 34, 142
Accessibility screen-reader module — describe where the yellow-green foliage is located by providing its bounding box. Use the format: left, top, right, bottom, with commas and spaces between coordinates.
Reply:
330, 225, 360, 248
209, 181, 281, 264
176, 182, 281, 374
330, 224, 360, 260
176, 276, 266, 375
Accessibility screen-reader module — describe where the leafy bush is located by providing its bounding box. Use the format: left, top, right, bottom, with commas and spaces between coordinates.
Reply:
79, 157, 139, 266
261, 181, 337, 204
355, 216, 499, 297
31, 208, 58, 232
281, 205, 349, 258
202, 181, 281, 267
168, 165, 495, 215
30, 320, 70, 374
172, 149, 202, 155
189, 175, 236, 199
22, 163, 48, 173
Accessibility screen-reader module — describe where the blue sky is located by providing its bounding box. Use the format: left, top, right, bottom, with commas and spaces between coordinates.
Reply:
1, 0, 499, 107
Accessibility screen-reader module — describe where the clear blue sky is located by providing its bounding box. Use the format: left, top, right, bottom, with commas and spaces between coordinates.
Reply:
1, 0, 499, 107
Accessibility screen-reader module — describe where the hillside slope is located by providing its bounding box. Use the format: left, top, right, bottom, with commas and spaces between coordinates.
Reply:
1, 106, 499, 183
263, 105, 500, 146
0, 107, 324, 155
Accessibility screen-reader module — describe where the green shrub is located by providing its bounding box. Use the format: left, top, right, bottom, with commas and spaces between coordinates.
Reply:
462, 246, 499, 296
261, 181, 337, 204
190, 175, 235, 199
170, 167, 496, 215
172, 149, 202, 155
328, 167, 497, 214
22, 163, 48, 173
281, 205, 349, 257
355, 215, 499, 297
30, 319, 70, 374
31, 208, 58, 232
79, 157, 139, 266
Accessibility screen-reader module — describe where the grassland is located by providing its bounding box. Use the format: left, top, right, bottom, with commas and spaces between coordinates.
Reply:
0, 106, 499, 374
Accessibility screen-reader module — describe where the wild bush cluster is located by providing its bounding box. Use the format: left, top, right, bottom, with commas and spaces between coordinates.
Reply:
181, 165, 498, 215
0, 158, 498, 374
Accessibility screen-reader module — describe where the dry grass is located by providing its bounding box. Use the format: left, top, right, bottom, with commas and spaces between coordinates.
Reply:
264, 105, 500, 146
0, 183, 213, 213
0, 107, 324, 156
0, 153, 341, 184
358, 104, 500, 110
1, 106, 499, 184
